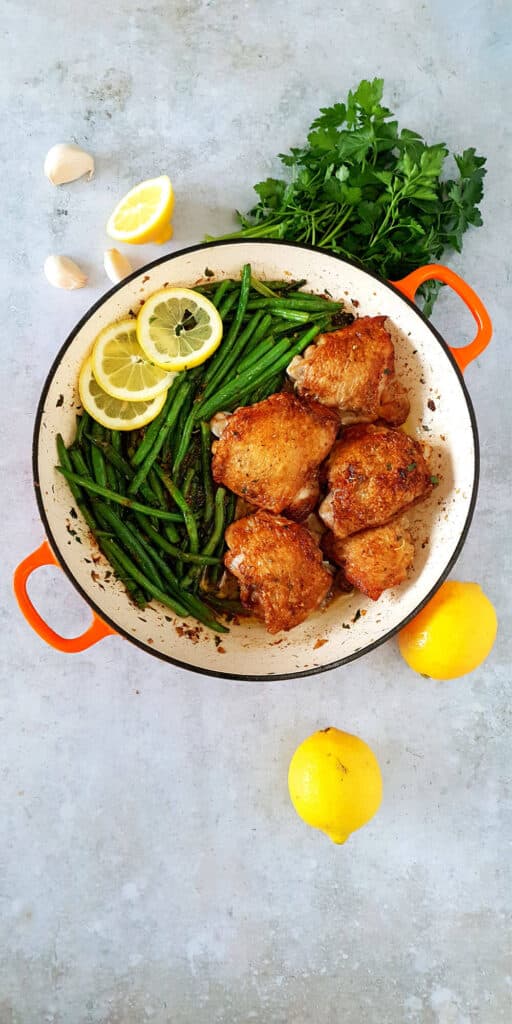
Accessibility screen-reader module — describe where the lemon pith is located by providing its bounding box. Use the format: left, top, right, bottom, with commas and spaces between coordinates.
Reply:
91, 318, 175, 401
288, 728, 383, 844
78, 357, 167, 431
137, 287, 223, 371
398, 581, 497, 679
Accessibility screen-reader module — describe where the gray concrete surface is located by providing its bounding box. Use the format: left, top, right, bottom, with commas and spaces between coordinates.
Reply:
2, 0, 511, 1021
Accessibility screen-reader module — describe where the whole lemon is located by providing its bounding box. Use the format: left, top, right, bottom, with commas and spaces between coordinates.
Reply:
398, 581, 497, 680
288, 728, 383, 844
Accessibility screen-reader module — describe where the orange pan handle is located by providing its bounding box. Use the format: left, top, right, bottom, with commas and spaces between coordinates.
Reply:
13, 540, 116, 653
391, 263, 492, 372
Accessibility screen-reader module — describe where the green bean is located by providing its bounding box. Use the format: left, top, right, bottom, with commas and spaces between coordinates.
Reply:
131, 382, 180, 467
182, 486, 226, 587
129, 376, 191, 495
87, 436, 160, 506
90, 422, 108, 489
263, 278, 307, 293
133, 514, 221, 565
249, 276, 279, 298
202, 310, 268, 399
75, 411, 91, 447
194, 337, 291, 420
133, 533, 188, 600
110, 533, 227, 631
268, 308, 320, 324
98, 536, 217, 626
217, 287, 240, 320
171, 409, 196, 478
200, 421, 214, 525
100, 542, 147, 608
155, 467, 199, 552
95, 503, 166, 590
204, 264, 251, 384
163, 522, 181, 544
69, 446, 91, 479
246, 296, 342, 313
205, 595, 248, 616
56, 435, 97, 533
212, 279, 233, 308
237, 334, 278, 374
148, 466, 167, 508
87, 435, 134, 479
56, 467, 183, 521
182, 466, 196, 501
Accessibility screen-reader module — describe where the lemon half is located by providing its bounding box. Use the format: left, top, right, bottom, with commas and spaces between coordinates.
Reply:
106, 175, 175, 245
91, 318, 176, 402
79, 358, 167, 431
136, 287, 223, 371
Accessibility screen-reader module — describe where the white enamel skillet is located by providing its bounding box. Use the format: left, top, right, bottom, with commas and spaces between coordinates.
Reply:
14, 241, 492, 679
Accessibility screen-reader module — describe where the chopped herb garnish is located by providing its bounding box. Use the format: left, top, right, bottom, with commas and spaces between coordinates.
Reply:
386, 462, 392, 471
406, 462, 417, 473
430, 474, 440, 486
204, 267, 215, 278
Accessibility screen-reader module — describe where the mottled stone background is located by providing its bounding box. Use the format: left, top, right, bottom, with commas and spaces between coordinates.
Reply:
1, 0, 511, 1021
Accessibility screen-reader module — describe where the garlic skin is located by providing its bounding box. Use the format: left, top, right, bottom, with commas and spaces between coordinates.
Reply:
104, 248, 133, 284
44, 143, 95, 185
44, 255, 88, 290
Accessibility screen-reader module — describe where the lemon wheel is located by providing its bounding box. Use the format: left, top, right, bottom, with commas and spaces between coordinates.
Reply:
136, 287, 223, 371
91, 318, 176, 402
79, 358, 168, 431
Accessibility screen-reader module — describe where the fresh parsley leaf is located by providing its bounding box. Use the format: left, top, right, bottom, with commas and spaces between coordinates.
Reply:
212, 79, 486, 312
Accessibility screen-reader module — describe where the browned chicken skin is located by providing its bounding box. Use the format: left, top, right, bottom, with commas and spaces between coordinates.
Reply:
319, 424, 432, 539
323, 519, 415, 600
212, 392, 338, 520
287, 316, 410, 426
224, 511, 332, 633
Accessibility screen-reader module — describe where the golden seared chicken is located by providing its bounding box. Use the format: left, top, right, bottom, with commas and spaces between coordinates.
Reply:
211, 392, 338, 520
323, 519, 415, 600
319, 424, 432, 538
224, 511, 332, 633
287, 316, 409, 426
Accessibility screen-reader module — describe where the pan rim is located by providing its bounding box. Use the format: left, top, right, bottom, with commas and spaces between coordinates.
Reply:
32, 238, 480, 681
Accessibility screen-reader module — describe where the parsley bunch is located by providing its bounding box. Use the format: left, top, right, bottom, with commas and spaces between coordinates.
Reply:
210, 79, 486, 315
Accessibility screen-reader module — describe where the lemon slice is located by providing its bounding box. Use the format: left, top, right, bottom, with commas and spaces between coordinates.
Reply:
79, 357, 167, 431
106, 175, 175, 245
136, 287, 223, 371
91, 317, 176, 402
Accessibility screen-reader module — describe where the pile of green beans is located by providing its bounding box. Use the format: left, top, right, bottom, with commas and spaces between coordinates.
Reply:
56, 266, 349, 633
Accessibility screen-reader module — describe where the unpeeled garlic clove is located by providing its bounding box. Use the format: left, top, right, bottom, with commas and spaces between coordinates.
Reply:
44, 143, 95, 185
44, 254, 88, 290
103, 248, 133, 284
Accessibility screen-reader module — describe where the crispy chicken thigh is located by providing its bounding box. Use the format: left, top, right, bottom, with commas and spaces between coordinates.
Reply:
211, 392, 338, 519
287, 316, 409, 426
319, 424, 432, 539
224, 511, 332, 633
323, 519, 415, 600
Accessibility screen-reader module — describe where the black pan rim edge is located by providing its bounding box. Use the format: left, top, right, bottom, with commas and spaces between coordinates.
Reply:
31, 237, 481, 681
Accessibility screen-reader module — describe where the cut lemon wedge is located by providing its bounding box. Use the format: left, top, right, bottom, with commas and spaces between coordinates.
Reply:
106, 175, 175, 245
91, 318, 176, 401
79, 357, 167, 431
136, 287, 223, 371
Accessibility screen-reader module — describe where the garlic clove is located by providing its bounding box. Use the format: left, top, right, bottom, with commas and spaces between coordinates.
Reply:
44, 143, 95, 185
44, 254, 88, 290
103, 248, 133, 284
